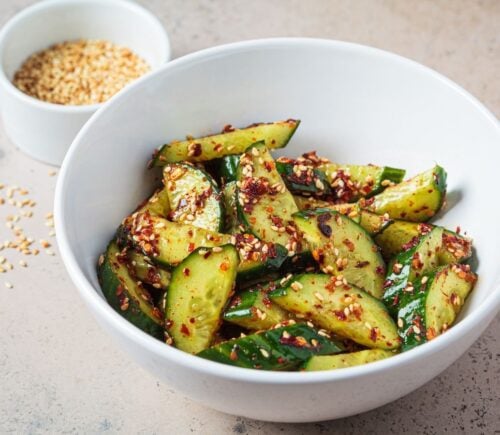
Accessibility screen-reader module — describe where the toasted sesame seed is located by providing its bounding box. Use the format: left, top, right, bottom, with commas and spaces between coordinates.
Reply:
291, 281, 303, 291
397, 318, 404, 328
5, 281, 13, 289
19, 260, 27, 267
314, 291, 324, 301
45, 249, 55, 256
413, 325, 421, 335
259, 348, 270, 358
421, 276, 428, 284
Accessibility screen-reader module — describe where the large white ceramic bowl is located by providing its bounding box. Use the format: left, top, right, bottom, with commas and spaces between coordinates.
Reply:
55, 39, 500, 422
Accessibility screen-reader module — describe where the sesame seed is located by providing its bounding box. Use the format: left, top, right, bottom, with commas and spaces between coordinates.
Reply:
291, 281, 303, 291
282, 331, 291, 339
45, 249, 55, 256
5, 282, 13, 289
19, 260, 27, 267
413, 325, 421, 335
259, 348, 270, 358
421, 276, 428, 284
212, 246, 223, 253
314, 291, 324, 301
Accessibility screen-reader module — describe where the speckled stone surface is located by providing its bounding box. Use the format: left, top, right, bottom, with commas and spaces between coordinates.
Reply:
0, 1, 498, 433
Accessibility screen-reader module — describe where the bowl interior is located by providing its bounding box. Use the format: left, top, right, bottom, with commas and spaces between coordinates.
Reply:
0, 0, 168, 81
58, 40, 500, 339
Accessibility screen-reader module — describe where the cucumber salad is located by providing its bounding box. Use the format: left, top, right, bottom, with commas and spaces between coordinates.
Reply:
98, 119, 477, 371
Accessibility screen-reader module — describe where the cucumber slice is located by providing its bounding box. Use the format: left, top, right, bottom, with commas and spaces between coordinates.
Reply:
397, 264, 477, 351
136, 185, 170, 217
236, 142, 301, 254
120, 212, 288, 283
293, 209, 386, 299
383, 227, 443, 317
126, 250, 171, 290
119, 212, 232, 267
364, 166, 447, 222
163, 163, 224, 232
304, 349, 395, 371
319, 163, 406, 201
276, 152, 405, 202
152, 119, 300, 165
223, 281, 291, 330
276, 160, 332, 197
166, 245, 238, 353
97, 241, 164, 339
375, 220, 472, 264
269, 274, 400, 349
198, 322, 344, 370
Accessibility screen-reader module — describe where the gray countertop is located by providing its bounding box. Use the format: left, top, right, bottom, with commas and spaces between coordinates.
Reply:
0, 1, 498, 433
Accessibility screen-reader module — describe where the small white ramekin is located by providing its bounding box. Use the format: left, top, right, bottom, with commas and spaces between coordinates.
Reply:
0, 0, 170, 166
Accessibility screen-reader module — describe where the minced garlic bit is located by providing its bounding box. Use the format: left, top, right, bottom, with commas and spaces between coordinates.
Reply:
13, 39, 150, 105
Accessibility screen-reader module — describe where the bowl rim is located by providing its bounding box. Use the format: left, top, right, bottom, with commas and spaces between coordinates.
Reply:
0, 0, 171, 113
55, 37, 500, 384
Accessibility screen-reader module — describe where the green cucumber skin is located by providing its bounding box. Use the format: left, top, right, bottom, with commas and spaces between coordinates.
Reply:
219, 155, 240, 184
236, 244, 289, 284
198, 323, 344, 370
152, 119, 300, 165
275, 161, 332, 197
382, 227, 443, 317
397, 265, 477, 351
370, 166, 407, 197
223, 281, 290, 330
97, 241, 164, 340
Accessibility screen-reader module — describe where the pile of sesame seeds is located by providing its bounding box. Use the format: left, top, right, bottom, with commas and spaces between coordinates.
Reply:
0, 173, 57, 289
13, 39, 150, 106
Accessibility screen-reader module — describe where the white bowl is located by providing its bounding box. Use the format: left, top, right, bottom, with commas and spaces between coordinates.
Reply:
0, 0, 170, 166
55, 39, 500, 422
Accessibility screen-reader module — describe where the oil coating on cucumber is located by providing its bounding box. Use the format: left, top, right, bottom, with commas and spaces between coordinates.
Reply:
166, 245, 238, 354
222, 181, 242, 233
163, 163, 224, 232
119, 212, 232, 267
375, 220, 472, 264
363, 165, 447, 222
135, 185, 171, 217
97, 241, 164, 339
236, 142, 302, 253
383, 227, 443, 317
151, 119, 300, 165
269, 274, 400, 350
277, 152, 405, 202
293, 209, 386, 299
293, 195, 361, 222
198, 322, 344, 370
224, 281, 291, 330
397, 264, 477, 351
304, 349, 395, 371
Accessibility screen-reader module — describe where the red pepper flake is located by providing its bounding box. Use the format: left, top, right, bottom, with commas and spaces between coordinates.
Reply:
355, 260, 370, 268
230, 345, 239, 361
264, 161, 275, 172
222, 124, 235, 133
189, 317, 196, 324
339, 239, 354, 253
187, 242, 195, 252
334, 310, 347, 321
183, 267, 190, 276
220, 261, 229, 271
376, 265, 386, 275
370, 327, 378, 342
402, 236, 420, 251
180, 324, 190, 336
